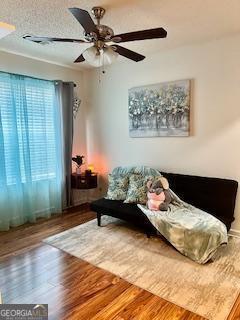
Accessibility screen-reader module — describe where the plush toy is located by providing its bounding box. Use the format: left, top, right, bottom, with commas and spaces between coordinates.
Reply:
146, 177, 172, 211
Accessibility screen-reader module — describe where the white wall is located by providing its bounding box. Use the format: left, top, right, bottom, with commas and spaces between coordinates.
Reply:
84, 34, 240, 231
0, 50, 88, 204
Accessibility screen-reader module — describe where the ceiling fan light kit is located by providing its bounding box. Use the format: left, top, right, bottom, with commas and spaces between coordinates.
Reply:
82, 46, 118, 67
23, 6, 167, 67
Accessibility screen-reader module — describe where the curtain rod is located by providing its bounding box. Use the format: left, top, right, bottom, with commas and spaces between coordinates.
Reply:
0, 70, 77, 87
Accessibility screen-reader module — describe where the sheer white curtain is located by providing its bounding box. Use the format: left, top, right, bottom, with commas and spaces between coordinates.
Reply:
0, 72, 64, 230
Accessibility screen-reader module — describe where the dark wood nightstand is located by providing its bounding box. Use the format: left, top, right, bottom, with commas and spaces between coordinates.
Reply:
71, 172, 98, 190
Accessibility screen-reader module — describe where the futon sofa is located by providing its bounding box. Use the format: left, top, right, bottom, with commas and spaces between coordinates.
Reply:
90, 172, 238, 236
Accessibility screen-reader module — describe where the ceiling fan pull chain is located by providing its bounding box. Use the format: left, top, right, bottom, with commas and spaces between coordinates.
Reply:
98, 54, 103, 83
98, 65, 101, 83
102, 52, 106, 75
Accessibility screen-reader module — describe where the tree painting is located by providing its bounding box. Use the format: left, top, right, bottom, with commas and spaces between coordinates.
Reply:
128, 80, 190, 137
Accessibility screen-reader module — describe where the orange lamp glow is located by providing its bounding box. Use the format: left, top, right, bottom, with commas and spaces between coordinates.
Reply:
88, 164, 94, 173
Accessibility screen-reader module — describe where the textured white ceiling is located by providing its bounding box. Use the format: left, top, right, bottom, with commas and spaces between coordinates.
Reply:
0, 0, 240, 70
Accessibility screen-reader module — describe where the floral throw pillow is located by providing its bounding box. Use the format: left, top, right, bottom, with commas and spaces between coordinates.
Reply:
105, 174, 129, 201
124, 174, 154, 204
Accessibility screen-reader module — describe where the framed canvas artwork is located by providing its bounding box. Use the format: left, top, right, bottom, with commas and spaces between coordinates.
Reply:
128, 79, 191, 137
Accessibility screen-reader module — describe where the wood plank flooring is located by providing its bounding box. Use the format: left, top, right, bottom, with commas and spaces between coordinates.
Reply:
0, 207, 239, 320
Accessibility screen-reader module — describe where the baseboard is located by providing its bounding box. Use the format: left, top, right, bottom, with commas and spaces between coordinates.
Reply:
229, 228, 240, 238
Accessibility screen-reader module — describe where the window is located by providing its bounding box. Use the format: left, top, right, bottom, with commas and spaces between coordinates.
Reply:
0, 72, 58, 185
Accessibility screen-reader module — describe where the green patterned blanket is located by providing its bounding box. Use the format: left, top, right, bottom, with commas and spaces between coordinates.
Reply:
112, 166, 228, 264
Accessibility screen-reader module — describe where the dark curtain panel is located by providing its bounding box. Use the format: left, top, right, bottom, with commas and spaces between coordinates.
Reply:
54, 81, 74, 208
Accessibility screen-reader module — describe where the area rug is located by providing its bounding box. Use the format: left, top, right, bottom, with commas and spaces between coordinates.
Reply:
44, 217, 240, 320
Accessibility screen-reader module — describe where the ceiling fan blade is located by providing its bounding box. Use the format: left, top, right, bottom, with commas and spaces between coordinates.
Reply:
74, 54, 85, 63
112, 27, 167, 43
69, 8, 97, 35
23, 35, 87, 43
112, 45, 145, 62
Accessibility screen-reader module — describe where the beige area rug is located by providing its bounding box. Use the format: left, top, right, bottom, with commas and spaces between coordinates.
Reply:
44, 217, 240, 320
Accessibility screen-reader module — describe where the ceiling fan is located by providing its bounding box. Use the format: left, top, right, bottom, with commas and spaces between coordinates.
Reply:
23, 7, 167, 67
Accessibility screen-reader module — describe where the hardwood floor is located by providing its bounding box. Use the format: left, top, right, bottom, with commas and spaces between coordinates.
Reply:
0, 207, 239, 320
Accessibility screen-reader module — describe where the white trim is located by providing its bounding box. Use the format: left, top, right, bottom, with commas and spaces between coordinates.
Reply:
228, 228, 240, 238
0, 48, 86, 71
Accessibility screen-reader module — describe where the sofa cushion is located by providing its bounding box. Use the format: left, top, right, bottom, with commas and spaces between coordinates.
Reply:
124, 174, 154, 204
105, 174, 129, 201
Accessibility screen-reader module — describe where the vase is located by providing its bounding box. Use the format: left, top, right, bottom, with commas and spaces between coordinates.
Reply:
76, 167, 81, 175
